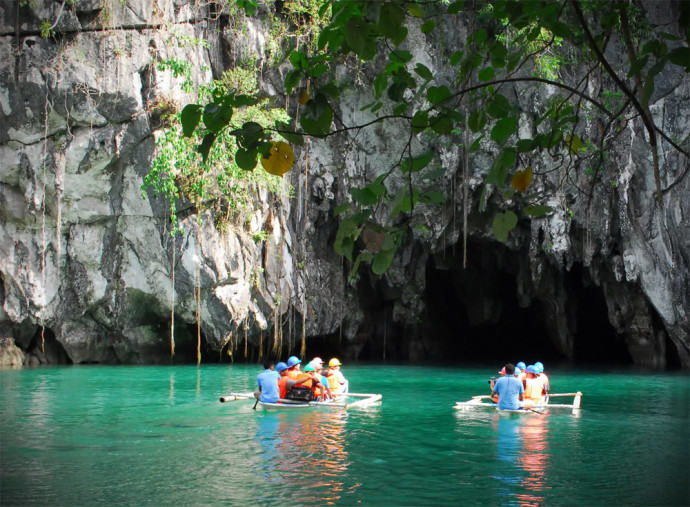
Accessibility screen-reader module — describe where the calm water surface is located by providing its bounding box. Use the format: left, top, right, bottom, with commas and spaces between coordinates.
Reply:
1, 364, 688, 506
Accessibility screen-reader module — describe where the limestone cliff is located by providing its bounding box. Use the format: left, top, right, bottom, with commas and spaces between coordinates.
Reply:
0, 0, 687, 368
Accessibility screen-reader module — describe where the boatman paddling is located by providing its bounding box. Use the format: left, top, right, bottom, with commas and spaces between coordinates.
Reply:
490, 363, 525, 410
255, 361, 280, 404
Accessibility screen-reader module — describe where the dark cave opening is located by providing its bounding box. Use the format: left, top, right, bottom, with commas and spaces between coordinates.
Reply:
421, 242, 635, 367
423, 245, 561, 365
569, 263, 633, 365
28, 327, 72, 365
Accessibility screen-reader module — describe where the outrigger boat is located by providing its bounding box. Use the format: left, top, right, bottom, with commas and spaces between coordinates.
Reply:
454, 392, 583, 414
220, 392, 383, 410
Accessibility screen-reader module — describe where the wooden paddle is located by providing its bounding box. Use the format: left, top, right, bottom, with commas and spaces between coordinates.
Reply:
253, 397, 259, 410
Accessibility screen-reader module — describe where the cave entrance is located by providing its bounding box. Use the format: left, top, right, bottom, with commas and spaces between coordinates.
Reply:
422, 242, 634, 367
28, 326, 71, 365
423, 242, 560, 365
569, 263, 633, 365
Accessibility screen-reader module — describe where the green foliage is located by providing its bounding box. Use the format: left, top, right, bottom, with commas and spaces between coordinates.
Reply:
180, 0, 688, 277
143, 62, 291, 237
157, 58, 194, 93
40, 20, 54, 38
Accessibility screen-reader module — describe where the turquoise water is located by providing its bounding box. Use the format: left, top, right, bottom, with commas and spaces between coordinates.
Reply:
1, 364, 688, 506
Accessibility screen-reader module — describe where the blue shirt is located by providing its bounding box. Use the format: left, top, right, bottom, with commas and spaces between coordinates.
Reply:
493, 375, 524, 410
256, 369, 280, 403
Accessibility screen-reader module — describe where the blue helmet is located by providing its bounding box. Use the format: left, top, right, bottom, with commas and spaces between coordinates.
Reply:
515, 367, 522, 376
276, 362, 288, 372
534, 362, 544, 373
516, 362, 526, 370
287, 356, 301, 367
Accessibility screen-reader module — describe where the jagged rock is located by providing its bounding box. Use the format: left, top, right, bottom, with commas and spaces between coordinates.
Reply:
0, 0, 687, 368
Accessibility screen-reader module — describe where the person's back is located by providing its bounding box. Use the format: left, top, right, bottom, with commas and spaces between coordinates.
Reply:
256, 362, 280, 403
492, 364, 524, 410
534, 362, 550, 394
523, 366, 545, 405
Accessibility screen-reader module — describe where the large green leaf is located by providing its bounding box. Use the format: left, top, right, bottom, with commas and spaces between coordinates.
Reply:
275, 120, 304, 146
468, 109, 487, 132
414, 63, 433, 81
235, 148, 257, 171
372, 247, 396, 274
447, 0, 465, 14
180, 104, 202, 137
284, 69, 302, 94
430, 114, 454, 135
427, 85, 451, 104
490, 117, 518, 143
350, 187, 378, 206
450, 50, 464, 66
374, 73, 388, 99
411, 110, 429, 133
486, 94, 511, 119
300, 93, 333, 136
523, 205, 553, 216
203, 103, 232, 134
478, 66, 495, 82
492, 210, 518, 242
421, 20, 436, 34
516, 138, 537, 152
668, 47, 690, 70
378, 2, 405, 38
400, 151, 434, 172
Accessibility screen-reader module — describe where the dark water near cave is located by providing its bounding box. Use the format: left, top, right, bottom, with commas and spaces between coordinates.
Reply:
1, 364, 688, 506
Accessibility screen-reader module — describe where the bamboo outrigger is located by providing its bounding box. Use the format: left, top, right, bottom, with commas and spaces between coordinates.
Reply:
220, 392, 383, 410
454, 392, 583, 414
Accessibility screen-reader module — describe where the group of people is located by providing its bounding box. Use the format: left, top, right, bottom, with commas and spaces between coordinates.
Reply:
490, 361, 550, 410
255, 356, 349, 404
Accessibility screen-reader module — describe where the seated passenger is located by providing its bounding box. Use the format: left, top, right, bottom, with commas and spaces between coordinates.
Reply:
286, 356, 302, 379
534, 362, 550, 395
523, 365, 546, 407
328, 358, 349, 394
276, 362, 309, 401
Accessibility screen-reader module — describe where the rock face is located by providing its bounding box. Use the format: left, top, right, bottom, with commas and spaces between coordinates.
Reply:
0, 1, 688, 368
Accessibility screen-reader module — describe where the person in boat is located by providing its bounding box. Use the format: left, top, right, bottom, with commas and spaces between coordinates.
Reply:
522, 365, 546, 407
311, 358, 334, 401
276, 361, 310, 401
286, 356, 302, 379
516, 362, 527, 382
285, 363, 325, 402
255, 361, 281, 404
489, 366, 507, 403
534, 362, 550, 395
491, 363, 525, 410
328, 358, 349, 394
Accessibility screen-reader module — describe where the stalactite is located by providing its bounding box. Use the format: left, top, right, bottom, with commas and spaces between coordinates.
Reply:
300, 292, 306, 359
463, 119, 469, 270
259, 331, 263, 361
272, 306, 278, 355
279, 314, 283, 357
40, 91, 49, 355
170, 233, 176, 358
196, 229, 202, 365
244, 319, 248, 358
288, 305, 293, 356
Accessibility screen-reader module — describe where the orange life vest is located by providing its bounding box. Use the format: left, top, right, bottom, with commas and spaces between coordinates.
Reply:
326, 371, 340, 393
524, 376, 545, 404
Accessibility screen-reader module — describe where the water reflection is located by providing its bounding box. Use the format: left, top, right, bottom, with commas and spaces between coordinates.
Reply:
493, 413, 550, 506
254, 409, 353, 505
